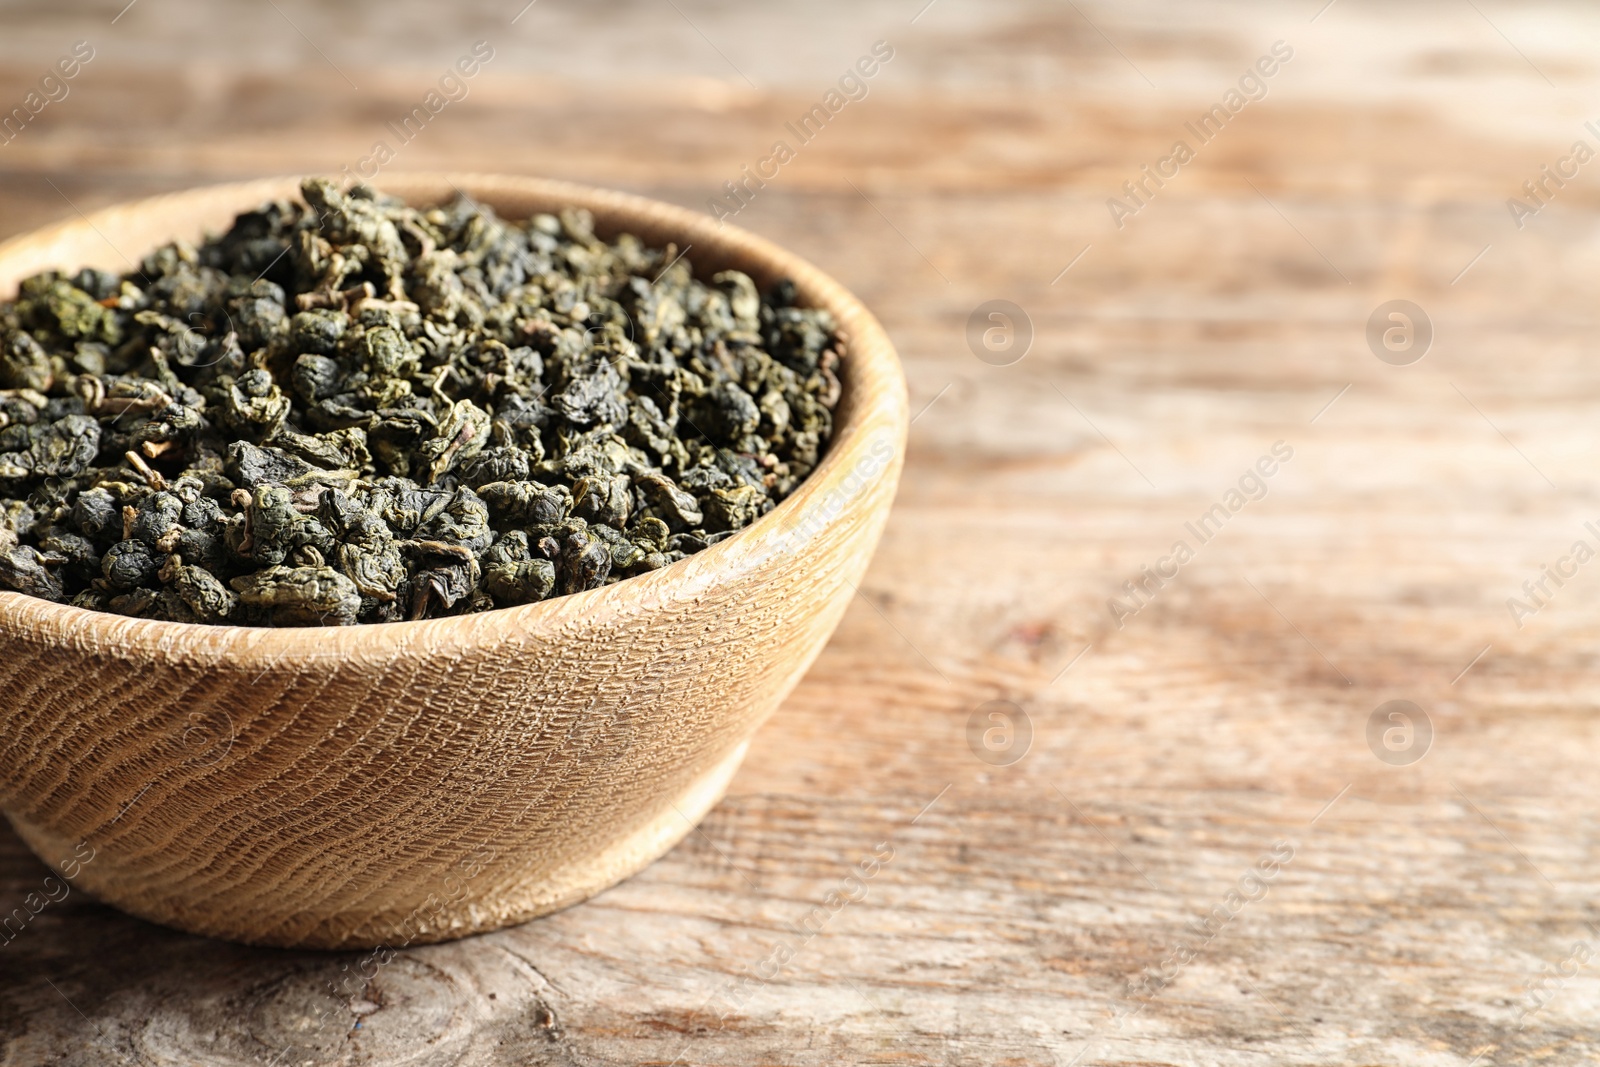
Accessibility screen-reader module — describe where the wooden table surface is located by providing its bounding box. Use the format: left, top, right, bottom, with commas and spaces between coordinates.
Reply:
6, 1, 1600, 1063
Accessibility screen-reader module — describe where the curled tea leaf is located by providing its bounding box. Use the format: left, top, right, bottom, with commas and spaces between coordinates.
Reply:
0, 180, 843, 625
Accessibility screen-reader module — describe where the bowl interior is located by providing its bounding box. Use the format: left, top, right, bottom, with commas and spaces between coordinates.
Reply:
0, 174, 907, 660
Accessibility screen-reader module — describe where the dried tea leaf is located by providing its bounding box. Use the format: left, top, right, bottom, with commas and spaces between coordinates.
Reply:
0, 180, 843, 625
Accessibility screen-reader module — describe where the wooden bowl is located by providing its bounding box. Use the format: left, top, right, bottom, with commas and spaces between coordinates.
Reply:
0, 175, 906, 949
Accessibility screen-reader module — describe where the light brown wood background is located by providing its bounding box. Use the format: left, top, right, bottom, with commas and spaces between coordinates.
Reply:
5, 0, 1600, 1063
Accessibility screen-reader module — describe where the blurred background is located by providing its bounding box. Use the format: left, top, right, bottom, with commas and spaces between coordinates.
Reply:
6, 1, 1600, 1064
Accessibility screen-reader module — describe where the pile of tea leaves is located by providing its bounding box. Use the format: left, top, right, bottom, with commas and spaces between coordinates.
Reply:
0, 179, 841, 626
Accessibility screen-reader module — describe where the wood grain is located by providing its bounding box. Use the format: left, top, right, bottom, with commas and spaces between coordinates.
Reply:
4, 0, 1600, 1063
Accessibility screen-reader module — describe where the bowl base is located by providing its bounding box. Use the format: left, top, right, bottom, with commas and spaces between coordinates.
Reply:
5, 739, 752, 950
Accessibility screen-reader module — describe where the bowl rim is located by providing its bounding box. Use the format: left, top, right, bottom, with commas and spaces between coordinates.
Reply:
0, 173, 908, 663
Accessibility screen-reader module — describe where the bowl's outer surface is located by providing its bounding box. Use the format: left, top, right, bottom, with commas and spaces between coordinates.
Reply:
0, 175, 907, 949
